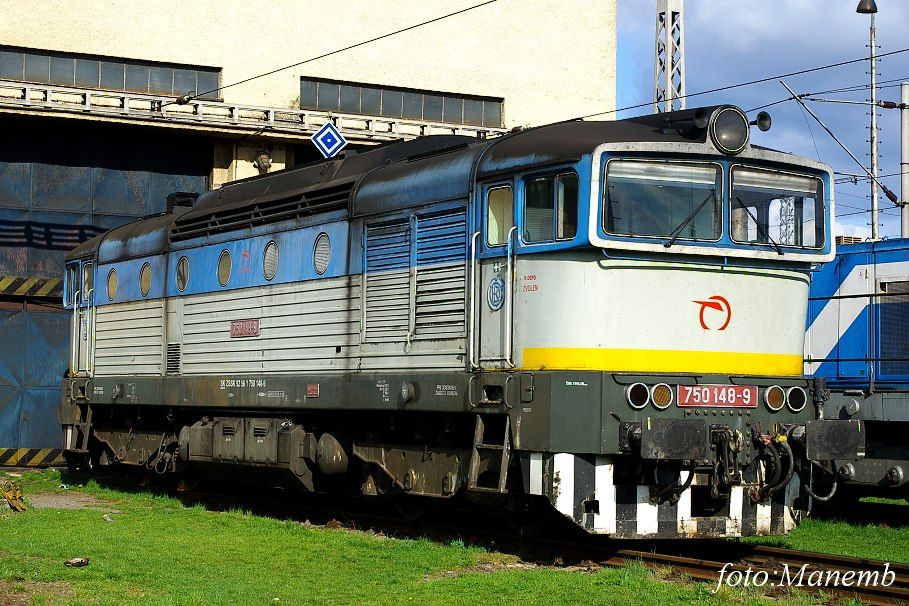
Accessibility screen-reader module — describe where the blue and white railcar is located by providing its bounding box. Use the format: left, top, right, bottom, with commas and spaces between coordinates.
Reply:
807, 238, 909, 496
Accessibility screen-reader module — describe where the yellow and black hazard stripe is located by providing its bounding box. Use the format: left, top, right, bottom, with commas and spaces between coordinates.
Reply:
0, 276, 63, 299
0, 448, 65, 467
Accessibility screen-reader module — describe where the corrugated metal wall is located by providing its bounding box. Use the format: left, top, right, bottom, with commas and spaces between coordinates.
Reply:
0, 118, 212, 278
0, 305, 69, 448
0, 117, 213, 454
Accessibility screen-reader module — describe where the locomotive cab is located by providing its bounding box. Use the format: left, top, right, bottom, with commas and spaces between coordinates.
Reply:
470, 105, 861, 535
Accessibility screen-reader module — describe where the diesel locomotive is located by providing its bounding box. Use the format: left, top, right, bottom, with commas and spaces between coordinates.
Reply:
61, 105, 864, 538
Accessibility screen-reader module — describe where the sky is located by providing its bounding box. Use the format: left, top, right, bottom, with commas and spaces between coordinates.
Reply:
616, 0, 909, 239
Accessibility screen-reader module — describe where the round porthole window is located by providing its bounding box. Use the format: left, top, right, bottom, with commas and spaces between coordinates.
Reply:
217, 250, 232, 287
106, 268, 117, 301
176, 256, 189, 292
139, 262, 152, 297
314, 233, 331, 275
263, 241, 278, 281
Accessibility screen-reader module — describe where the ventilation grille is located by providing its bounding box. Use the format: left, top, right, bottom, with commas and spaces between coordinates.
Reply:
263, 241, 279, 281
221, 425, 237, 436
171, 183, 352, 242
364, 219, 411, 342
166, 343, 182, 375
253, 426, 268, 438
880, 281, 909, 378
314, 233, 331, 275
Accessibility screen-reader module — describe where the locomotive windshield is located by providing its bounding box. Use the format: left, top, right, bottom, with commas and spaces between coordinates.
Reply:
602, 159, 826, 253
604, 160, 721, 241
730, 167, 824, 249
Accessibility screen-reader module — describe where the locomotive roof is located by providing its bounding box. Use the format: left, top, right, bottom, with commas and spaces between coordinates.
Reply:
68, 105, 744, 262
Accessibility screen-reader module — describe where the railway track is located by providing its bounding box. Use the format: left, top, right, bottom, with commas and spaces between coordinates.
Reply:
599, 545, 909, 606
41, 470, 909, 605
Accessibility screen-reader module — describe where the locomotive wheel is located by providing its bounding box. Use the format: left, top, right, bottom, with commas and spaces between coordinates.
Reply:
393, 495, 428, 522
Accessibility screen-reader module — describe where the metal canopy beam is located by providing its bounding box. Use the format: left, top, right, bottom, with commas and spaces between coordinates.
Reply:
0, 80, 504, 144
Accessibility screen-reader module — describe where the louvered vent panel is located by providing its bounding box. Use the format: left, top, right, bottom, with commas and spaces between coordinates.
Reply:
415, 210, 467, 338
165, 343, 182, 375
171, 183, 351, 242
364, 219, 411, 342
415, 211, 467, 265
880, 281, 909, 378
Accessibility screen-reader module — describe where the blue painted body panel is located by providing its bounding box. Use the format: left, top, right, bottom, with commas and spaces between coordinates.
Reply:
809, 238, 909, 389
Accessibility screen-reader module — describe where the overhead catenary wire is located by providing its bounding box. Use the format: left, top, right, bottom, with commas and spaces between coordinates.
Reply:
165, 0, 500, 106
778, 79, 902, 208
751, 76, 909, 111
836, 169, 909, 184
573, 46, 909, 120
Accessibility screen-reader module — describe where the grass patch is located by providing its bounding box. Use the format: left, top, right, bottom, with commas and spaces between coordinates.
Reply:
0, 470, 868, 605
746, 497, 909, 563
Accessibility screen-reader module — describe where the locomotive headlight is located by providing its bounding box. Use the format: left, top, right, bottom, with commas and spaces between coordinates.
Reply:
710, 106, 750, 155
786, 386, 808, 412
764, 385, 785, 411
650, 383, 673, 409
626, 383, 650, 409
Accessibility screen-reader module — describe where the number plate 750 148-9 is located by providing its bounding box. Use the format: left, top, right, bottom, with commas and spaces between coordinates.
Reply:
677, 384, 758, 407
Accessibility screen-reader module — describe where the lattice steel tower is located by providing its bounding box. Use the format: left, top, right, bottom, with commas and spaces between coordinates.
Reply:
653, 0, 686, 113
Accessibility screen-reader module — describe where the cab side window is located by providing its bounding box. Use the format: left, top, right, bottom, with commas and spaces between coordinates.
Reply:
523, 172, 578, 243
486, 185, 514, 246
82, 263, 94, 298
64, 264, 79, 306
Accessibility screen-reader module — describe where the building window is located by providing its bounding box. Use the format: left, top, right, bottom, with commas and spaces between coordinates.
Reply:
523, 173, 579, 243
0, 45, 221, 99
300, 76, 503, 128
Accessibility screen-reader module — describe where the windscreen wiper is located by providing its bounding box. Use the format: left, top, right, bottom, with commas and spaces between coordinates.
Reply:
735, 196, 783, 255
663, 192, 715, 248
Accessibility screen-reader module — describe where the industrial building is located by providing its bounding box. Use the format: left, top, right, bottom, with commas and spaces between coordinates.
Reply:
0, 0, 617, 464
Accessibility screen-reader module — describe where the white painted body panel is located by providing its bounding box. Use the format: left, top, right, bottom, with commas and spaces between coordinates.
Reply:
94, 299, 165, 376
93, 262, 467, 377
494, 252, 809, 374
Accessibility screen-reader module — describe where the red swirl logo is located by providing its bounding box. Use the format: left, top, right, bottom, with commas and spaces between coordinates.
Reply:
694, 295, 731, 331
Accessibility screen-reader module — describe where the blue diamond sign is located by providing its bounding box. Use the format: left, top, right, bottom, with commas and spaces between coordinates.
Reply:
311, 121, 348, 158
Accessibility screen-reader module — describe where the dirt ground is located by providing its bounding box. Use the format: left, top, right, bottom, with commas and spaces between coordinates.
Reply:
0, 580, 73, 606
25, 492, 119, 512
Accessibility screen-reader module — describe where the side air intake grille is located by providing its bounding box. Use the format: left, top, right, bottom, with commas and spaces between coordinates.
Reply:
166, 343, 182, 375
171, 182, 352, 242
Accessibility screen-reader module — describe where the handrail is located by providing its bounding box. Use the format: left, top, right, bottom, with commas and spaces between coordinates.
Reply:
468, 231, 480, 370
84, 288, 95, 376
70, 289, 81, 375
505, 226, 518, 369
